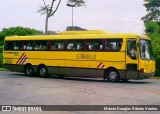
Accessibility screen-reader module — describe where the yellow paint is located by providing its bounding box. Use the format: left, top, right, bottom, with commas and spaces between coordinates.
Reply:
3, 30, 155, 76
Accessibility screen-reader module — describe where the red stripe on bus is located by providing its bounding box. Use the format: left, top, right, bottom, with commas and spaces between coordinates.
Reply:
101, 64, 105, 68
98, 62, 103, 68
98, 62, 105, 68
17, 54, 26, 64
21, 56, 28, 64
16, 53, 25, 64
18, 54, 27, 64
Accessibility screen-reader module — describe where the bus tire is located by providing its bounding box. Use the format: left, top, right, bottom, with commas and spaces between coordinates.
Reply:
106, 69, 120, 82
25, 64, 34, 77
38, 65, 48, 78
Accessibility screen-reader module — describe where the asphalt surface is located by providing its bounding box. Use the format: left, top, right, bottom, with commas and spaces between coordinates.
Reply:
0, 71, 160, 114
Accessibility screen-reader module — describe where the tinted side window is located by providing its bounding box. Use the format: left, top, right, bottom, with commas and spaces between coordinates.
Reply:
84, 39, 103, 51
14, 41, 22, 50
66, 40, 84, 51
23, 41, 33, 50
104, 39, 122, 52
5, 41, 14, 50
50, 40, 65, 51
33, 40, 49, 50
5, 41, 22, 50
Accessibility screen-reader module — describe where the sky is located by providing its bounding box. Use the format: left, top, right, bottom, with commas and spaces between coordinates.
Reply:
0, 0, 147, 34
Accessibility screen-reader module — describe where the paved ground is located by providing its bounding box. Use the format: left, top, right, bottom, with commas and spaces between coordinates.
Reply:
0, 71, 160, 114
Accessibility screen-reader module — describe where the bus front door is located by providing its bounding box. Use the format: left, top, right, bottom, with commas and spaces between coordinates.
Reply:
125, 39, 139, 80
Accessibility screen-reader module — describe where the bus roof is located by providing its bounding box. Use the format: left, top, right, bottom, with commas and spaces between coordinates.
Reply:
59, 30, 107, 35
5, 30, 150, 41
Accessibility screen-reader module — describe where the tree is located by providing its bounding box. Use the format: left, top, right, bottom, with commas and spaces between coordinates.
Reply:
144, 21, 160, 75
67, 0, 86, 30
0, 26, 43, 68
38, 0, 86, 34
0, 26, 42, 47
142, 0, 160, 21
142, 0, 160, 76
67, 0, 86, 7
38, 0, 62, 34
0, 26, 42, 38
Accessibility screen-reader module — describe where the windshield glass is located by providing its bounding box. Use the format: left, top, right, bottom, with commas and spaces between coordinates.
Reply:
139, 39, 154, 60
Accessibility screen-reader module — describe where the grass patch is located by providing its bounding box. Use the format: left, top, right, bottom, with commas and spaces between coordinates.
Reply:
149, 76, 160, 79
0, 67, 6, 71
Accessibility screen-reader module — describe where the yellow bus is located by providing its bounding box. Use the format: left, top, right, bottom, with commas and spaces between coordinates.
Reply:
3, 30, 155, 82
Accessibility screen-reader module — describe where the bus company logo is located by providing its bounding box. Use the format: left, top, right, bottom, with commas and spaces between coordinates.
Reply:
98, 62, 105, 68
16, 53, 28, 64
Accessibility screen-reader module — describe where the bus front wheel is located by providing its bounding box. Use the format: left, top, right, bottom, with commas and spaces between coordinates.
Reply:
38, 65, 48, 78
106, 69, 120, 82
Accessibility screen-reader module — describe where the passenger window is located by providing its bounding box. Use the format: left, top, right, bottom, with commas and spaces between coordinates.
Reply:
104, 39, 122, 52
75, 40, 84, 50
33, 41, 41, 50
5, 41, 15, 50
5, 41, 25, 50
93, 40, 103, 51
24, 41, 33, 50
66, 40, 84, 51
13, 41, 22, 50
50, 40, 65, 50
49, 41, 56, 50
33, 40, 49, 50
41, 41, 48, 50
67, 41, 74, 50
127, 39, 137, 60
84, 39, 103, 51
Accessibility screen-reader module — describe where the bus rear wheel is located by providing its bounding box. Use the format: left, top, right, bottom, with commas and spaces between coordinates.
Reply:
38, 65, 48, 78
106, 69, 120, 82
25, 64, 34, 77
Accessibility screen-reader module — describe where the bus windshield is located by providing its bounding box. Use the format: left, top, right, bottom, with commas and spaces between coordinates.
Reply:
139, 39, 154, 60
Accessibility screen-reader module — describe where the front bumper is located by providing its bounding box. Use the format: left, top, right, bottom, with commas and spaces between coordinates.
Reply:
138, 72, 155, 79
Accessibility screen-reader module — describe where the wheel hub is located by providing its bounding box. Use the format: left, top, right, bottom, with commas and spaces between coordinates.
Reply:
109, 72, 117, 80
40, 68, 46, 75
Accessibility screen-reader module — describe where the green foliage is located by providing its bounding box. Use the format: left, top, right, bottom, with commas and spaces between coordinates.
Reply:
0, 26, 43, 68
145, 21, 160, 34
142, 0, 160, 76
142, 0, 160, 21
0, 46, 3, 68
156, 59, 160, 75
0, 40, 4, 46
67, 0, 86, 7
0, 46, 3, 53
0, 26, 43, 38
0, 60, 2, 67
144, 21, 160, 76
